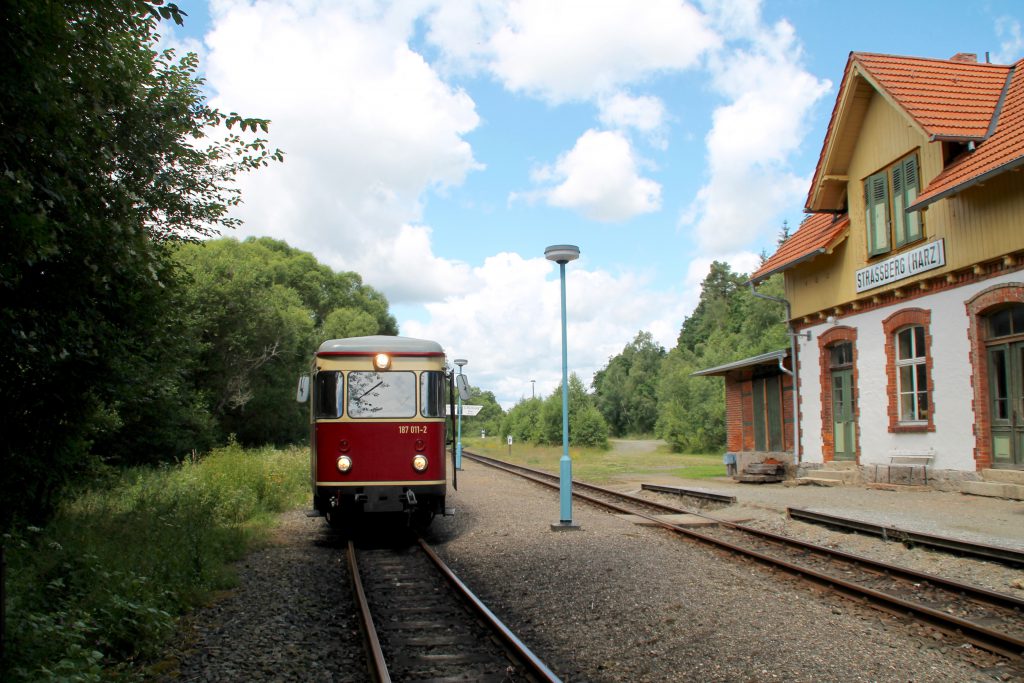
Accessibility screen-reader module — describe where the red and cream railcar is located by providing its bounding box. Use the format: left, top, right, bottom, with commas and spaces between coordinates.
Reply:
300, 335, 455, 527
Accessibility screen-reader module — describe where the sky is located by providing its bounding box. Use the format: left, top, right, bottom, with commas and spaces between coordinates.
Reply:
163, 0, 1024, 408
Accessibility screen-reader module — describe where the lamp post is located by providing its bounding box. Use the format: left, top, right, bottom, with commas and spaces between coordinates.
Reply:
545, 244, 580, 529
454, 358, 467, 470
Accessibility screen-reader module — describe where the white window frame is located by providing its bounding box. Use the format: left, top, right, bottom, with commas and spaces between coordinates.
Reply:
895, 325, 928, 423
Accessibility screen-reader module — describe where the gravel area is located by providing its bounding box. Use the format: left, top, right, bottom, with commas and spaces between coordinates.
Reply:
155, 514, 365, 682
431, 462, 1023, 682
156, 461, 1024, 681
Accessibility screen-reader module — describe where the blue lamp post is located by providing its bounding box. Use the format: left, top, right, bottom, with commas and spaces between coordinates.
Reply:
454, 358, 467, 470
545, 244, 580, 530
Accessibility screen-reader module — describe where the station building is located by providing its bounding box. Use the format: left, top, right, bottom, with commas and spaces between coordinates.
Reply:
741, 51, 1024, 494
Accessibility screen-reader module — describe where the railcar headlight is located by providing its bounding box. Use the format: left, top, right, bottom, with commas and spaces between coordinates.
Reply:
373, 353, 391, 370
412, 454, 428, 472
336, 455, 353, 473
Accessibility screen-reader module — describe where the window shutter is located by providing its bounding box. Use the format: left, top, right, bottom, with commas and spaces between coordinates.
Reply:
892, 163, 906, 246
904, 156, 921, 242
865, 172, 889, 256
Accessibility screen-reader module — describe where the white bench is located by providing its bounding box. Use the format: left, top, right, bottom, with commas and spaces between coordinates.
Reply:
882, 449, 935, 486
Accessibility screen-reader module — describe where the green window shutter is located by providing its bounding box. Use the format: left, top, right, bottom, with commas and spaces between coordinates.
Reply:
864, 172, 889, 256
903, 155, 921, 242
892, 163, 907, 246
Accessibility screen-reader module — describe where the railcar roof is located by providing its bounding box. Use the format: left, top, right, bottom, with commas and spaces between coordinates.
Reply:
317, 335, 444, 355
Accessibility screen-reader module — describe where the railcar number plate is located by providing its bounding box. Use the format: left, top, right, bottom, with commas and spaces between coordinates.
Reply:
398, 425, 428, 434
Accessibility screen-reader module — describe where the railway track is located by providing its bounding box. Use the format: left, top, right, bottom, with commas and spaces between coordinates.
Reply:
346, 534, 560, 682
464, 451, 1024, 662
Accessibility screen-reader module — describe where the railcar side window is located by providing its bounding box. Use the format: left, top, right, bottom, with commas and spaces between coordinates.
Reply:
348, 371, 416, 418
420, 371, 445, 417
315, 371, 343, 419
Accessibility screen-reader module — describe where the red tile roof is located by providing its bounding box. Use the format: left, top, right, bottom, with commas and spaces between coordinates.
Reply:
854, 53, 1011, 140
784, 53, 1022, 281
805, 52, 1015, 213
750, 213, 849, 283
911, 58, 1024, 210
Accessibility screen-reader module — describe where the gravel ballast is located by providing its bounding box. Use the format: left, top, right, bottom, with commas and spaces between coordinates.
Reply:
161, 460, 1024, 681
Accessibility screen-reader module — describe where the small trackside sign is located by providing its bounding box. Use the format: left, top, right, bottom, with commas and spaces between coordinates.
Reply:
855, 238, 945, 293
445, 404, 483, 416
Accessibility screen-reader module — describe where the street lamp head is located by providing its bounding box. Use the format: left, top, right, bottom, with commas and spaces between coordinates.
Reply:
544, 244, 580, 264
454, 358, 468, 368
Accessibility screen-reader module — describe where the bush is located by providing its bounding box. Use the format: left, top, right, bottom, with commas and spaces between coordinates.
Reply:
2, 445, 308, 681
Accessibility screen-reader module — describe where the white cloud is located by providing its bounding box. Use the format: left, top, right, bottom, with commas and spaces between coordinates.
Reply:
598, 92, 667, 136
203, 0, 481, 302
516, 129, 661, 222
993, 16, 1024, 64
683, 4, 831, 256
485, 0, 719, 103
403, 254, 688, 407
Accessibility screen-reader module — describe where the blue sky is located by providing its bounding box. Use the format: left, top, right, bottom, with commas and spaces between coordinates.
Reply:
164, 0, 1024, 407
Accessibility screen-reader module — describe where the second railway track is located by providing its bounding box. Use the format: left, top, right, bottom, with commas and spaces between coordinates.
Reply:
464, 450, 1024, 662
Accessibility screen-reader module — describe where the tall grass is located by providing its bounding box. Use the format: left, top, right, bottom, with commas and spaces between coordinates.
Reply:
2, 443, 309, 682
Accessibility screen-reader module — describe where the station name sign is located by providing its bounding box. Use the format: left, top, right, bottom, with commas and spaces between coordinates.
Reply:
855, 239, 945, 293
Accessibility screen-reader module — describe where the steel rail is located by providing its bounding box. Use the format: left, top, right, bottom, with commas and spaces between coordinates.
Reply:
464, 451, 1024, 660
417, 538, 563, 683
641, 482, 736, 504
787, 506, 1024, 567
346, 540, 391, 683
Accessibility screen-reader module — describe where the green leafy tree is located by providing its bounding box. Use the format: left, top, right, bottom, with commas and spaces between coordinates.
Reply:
656, 263, 788, 453
540, 374, 610, 449
0, 1, 281, 528
174, 237, 396, 446
499, 397, 544, 444
592, 331, 666, 436
323, 307, 380, 340
461, 385, 505, 438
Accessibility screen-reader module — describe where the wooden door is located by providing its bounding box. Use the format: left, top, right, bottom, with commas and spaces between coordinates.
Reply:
989, 341, 1024, 467
831, 368, 856, 461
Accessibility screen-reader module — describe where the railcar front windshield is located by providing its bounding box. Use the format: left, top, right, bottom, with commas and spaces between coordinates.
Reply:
347, 371, 416, 418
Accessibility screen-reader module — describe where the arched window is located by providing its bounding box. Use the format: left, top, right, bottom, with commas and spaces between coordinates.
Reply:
882, 308, 933, 432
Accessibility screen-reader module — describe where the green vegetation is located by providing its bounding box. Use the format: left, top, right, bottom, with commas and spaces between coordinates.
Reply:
592, 331, 666, 436
3, 444, 309, 682
455, 384, 505, 440
656, 263, 788, 452
589, 262, 789, 454
498, 373, 610, 449
463, 437, 725, 483
0, 2, 397, 531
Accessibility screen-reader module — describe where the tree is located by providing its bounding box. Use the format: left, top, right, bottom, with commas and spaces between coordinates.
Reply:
592, 331, 665, 436
499, 397, 544, 444
174, 237, 396, 446
323, 307, 379, 340
461, 385, 505, 438
540, 374, 609, 449
655, 263, 788, 453
0, 1, 281, 528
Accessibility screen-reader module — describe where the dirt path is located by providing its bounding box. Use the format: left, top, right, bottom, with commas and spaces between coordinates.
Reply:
608, 438, 664, 454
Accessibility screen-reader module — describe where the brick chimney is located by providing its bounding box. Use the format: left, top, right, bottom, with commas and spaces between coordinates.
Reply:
950, 53, 978, 63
